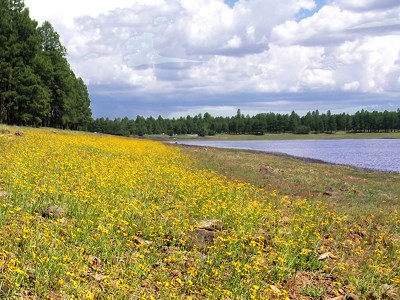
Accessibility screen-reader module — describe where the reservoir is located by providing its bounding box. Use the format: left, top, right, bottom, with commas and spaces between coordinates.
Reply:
174, 139, 400, 173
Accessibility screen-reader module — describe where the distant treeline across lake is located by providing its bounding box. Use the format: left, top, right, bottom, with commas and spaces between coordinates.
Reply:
88, 109, 400, 137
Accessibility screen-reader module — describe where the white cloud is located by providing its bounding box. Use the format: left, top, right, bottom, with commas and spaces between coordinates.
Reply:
22, 0, 400, 117
335, 0, 400, 11
301, 69, 335, 87
332, 35, 400, 93
225, 35, 242, 49
271, 3, 400, 46
25, 0, 165, 26
343, 81, 360, 91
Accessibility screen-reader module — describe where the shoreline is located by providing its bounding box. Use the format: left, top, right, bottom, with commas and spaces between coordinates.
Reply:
171, 142, 399, 174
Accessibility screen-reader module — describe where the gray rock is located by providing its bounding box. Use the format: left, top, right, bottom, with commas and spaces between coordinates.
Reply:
259, 165, 273, 174
197, 219, 225, 231
41, 205, 66, 219
344, 293, 360, 300
189, 229, 216, 248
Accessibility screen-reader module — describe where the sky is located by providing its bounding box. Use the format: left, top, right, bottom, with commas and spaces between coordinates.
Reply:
24, 0, 400, 118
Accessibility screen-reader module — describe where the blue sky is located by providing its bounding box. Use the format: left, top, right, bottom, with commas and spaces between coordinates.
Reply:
224, 0, 238, 8
25, 0, 400, 118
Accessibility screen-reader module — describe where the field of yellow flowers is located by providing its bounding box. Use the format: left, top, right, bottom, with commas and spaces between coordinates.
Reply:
0, 127, 399, 299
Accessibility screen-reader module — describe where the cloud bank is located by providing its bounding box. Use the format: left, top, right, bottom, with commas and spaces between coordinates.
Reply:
25, 0, 400, 117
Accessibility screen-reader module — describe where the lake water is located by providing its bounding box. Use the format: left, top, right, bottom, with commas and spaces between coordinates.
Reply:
174, 139, 400, 173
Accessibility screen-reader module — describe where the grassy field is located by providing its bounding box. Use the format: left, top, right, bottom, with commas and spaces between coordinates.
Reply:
0, 126, 399, 299
178, 145, 400, 214
178, 145, 400, 298
148, 131, 400, 141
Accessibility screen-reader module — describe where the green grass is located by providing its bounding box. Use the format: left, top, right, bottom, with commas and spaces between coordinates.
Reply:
178, 144, 400, 217
177, 144, 400, 298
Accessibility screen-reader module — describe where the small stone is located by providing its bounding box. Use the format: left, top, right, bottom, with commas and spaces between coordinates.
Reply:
323, 191, 337, 196
260, 165, 273, 174
27, 268, 36, 281
381, 284, 398, 299
270, 285, 281, 294
352, 189, 366, 197
132, 236, 152, 246
189, 229, 215, 248
198, 219, 225, 231
41, 205, 65, 219
344, 293, 360, 300
171, 269, 182, 277
0, 280, 11, 294
48, 292, 58, 299
318, 252, 336, 260
92, 273, 106, 281
88, 255, 102, 270
0, 129, 11, 134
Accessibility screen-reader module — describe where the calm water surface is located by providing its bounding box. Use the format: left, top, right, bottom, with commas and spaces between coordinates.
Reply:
175, 139, 400, 172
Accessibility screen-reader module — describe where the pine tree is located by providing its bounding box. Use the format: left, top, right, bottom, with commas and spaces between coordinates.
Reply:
0, 0, 92, 128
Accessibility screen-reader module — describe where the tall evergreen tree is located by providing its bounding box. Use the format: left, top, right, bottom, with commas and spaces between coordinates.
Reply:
0, 0, 92, 128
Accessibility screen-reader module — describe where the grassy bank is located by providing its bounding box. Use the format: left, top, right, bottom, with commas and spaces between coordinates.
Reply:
148, 131, 400, 141
178, 145, 400, 214
179, 145, 400, 298
0, 126, 399, 299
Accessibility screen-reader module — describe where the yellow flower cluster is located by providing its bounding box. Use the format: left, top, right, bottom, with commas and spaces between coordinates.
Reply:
0, 128, 399, 299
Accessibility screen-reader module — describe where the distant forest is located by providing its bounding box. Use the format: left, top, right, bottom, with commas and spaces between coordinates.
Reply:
88, 109, 400, 137
0, 0, 92, 129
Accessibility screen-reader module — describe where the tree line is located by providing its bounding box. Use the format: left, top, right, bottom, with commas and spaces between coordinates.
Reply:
88, 109, 400, 137
0, 0, 92, 129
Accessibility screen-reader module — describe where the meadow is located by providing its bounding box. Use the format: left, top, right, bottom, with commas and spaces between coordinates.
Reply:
0, 126, 399, 299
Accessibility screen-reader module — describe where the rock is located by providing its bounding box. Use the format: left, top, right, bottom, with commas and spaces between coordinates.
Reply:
41, 205, 65, 219
352, 189, 366, 197
188, 219, 225, 248
249, 228, 272, 246
344, 293, 360, 300
0, 279, 11, 294
323, 186, 339, 196
318, 252, 336, 260
171, 269, 182, 277
0, 129, 11, 134
91, 273, 106, 282
323, 190, 337, 196
189, 229, 216, 248
381, 284, 398, 299
14, 130, 24, 136
26, 268, 36, 282
88, 255, 102, 270
270, 285, 281, 294
48, 292, 58, 299
260, 165, 273, 174
132, 236, 153, 246
198, 219, 225, 231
